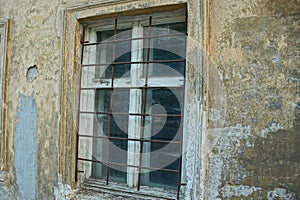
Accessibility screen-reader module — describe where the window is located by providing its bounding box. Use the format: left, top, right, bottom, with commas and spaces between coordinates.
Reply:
76, 8, 186, 199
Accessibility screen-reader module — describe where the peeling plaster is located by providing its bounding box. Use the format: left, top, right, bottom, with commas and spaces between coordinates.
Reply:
260, 123, 283, 138
205, 125, 254, 199
268, 188, 296, 200
221, 185, 261, 198
54, 174, 72, 200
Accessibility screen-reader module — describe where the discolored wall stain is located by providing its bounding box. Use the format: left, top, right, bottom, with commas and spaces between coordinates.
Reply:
15, 94, 38, 199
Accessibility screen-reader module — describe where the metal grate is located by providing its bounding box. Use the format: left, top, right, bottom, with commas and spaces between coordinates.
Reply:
76, 11, 187, 199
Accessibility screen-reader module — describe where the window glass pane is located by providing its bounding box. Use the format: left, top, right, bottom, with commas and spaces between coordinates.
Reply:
109, 164, 127, 183
95, 42, 115, 65
111, 89, 130, 113
94, 114, 110, 136
148, 62, 185, 77
95, 90, 111, 112
92, 162, 108, 179
116, 28, 132, 40
141, 170, 178, 189
115, 40, 131, 63
141, 142, 180, 189
144, 116, 182, 141
111, 114, 128, 138
150, 35, 185, 61
109, 139, 128, 163
152, 22, 185, 36
146, 88, 182, 115
141, 142, 180, 169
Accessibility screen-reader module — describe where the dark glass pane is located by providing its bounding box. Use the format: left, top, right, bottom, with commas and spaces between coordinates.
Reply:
95, 42, 115, 64
111, 89, 130, 113
94, 114, 110, 136
146, 88, 182, 115
144, 116, 181, 141
149, 62, 185, 77
109, 164, 127, 183
95, 90, 111, 112
109, 139, 128, 163
152, 22, 185, 35
115, 40, 131, 62
114, 64, 131, 78
116, 28, 132, 40
97, 30, 114, 42
92, 162, 108, 179
111, 114, 128, 138
150, 35, 185, 61
148, 170, 178, 189
94, 65, 112, 79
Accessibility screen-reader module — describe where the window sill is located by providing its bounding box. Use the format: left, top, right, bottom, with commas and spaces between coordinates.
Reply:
76, 178, 181, 200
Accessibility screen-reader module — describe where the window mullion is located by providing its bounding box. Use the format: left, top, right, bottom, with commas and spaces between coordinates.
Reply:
127, 21, 143, 187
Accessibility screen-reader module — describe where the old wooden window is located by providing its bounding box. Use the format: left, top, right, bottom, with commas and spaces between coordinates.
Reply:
76, 8, 186, 199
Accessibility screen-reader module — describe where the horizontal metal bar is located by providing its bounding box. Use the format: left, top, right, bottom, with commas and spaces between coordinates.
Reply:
83, 33, 186, 46
80, 85, 184, 90
79, 111, 182, 117
82, 59, 186, 67
77, 158, 179, 173
78, 134, 182, 144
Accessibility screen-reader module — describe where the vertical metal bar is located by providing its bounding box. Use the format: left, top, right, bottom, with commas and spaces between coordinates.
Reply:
177, 11, 188, 199
75, 25, 86, 182
106, 18, 118, 185
137, 16, 152, 190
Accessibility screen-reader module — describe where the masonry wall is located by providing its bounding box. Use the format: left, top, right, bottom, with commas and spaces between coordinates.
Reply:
205, 0, 300, 199
0, 0, 299, 199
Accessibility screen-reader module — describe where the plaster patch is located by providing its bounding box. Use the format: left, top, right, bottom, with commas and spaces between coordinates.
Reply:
54, 174, 72, 200
209, 108, 222, 122
15, 94, 38, 199
221, 185, 261, 198
205, 125, 254, 199
260, 123, 283, 138
267, 188, 296, 200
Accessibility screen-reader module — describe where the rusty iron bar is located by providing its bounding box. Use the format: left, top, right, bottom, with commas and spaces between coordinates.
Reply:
177, 11, 188, 199
137, 16, 152, 191
83, 33, 185, 46
79, 111, 182, 117
78, 134, 182, 144
82, 59, 186, 67
77, 158, 179, 173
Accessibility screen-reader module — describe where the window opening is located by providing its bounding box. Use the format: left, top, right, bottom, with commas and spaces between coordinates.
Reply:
76, 9, 187, 199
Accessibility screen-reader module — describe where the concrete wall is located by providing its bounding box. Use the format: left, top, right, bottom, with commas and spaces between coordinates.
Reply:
0, 0, 298, 199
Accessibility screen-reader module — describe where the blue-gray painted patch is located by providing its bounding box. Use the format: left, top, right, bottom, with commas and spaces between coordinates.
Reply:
15, 94, 38, 199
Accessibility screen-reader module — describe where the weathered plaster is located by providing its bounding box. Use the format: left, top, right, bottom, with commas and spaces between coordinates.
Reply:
0, 0, 299, 199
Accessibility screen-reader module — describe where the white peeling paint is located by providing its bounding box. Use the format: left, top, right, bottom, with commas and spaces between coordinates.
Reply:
260, 123, 283, 138
54, 174, 72, 200
268, 188, 296, 200
204, 125, 254, 199
209, 108, 222, 122
221, 185, 261, 198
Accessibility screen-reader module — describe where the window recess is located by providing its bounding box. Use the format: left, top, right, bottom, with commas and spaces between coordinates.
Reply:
76, 8, 187, 199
